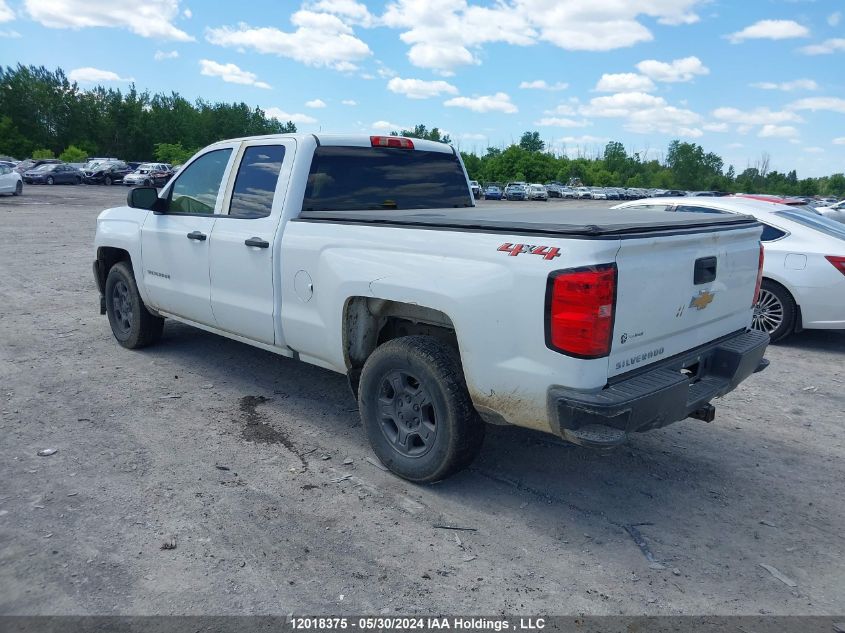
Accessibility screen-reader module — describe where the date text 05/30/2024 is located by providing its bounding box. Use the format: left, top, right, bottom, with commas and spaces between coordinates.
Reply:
289, 617, 546, 631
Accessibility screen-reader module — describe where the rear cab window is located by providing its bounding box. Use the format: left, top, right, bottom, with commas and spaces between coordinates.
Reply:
302, 146, 472, 211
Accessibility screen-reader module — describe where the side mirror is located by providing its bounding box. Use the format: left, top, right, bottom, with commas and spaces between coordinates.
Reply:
127, 186, 161, 211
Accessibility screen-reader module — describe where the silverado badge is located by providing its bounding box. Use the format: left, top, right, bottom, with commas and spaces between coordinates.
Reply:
689, 290, 715, 310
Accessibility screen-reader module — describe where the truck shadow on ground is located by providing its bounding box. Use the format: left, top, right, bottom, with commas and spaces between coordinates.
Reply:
140, 320, 838, 563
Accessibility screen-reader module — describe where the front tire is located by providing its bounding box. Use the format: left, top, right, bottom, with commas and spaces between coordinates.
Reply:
13, 181, 22, 196
46, 176, 54, 185
752, 279, 796, 343
104, 176, 113, 186
358, 336, 485, 483
105, 262, 164, 349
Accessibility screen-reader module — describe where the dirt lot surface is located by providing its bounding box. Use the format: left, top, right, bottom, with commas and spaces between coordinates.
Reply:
1, 185, 844, 616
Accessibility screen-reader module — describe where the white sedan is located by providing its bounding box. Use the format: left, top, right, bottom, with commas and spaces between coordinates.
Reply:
613, 196, 845, 342
0, 163, 23, 196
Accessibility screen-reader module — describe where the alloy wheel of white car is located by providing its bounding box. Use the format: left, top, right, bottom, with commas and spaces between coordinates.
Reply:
752, 288, 784, 334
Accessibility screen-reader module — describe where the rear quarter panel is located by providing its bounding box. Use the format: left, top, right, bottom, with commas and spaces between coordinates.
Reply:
280, 221, 620, 432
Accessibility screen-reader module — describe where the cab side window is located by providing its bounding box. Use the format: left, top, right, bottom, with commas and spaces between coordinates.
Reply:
228, 145, 285, 219
169, 149, 233, 214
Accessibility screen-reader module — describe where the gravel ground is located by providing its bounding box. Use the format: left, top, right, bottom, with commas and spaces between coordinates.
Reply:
1, 185, 843, 616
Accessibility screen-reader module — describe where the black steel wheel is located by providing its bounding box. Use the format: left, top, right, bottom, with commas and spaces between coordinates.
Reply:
359, 336, 485, 482
105, 261, 164, 349
752, 279, 795, 343
376, 369, 438, 457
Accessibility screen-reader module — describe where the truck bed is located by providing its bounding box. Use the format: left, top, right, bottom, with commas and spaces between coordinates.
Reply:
296, 205, 757, 237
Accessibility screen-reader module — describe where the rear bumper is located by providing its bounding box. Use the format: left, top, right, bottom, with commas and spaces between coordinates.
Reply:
548, 329, 769, 446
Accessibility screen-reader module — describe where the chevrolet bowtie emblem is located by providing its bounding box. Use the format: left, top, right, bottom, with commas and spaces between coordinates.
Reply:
689, 290, 715, 310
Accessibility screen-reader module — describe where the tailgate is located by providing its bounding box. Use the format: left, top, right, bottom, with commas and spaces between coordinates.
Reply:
609, 225, 761, 378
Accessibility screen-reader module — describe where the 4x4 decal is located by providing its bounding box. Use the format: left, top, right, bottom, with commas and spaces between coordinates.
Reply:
498, 243, 561, 260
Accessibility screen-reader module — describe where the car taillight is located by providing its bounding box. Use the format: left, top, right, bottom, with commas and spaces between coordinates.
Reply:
825, 255, 845, 276
370, 135, 414, 149
546, 264, 617, 358
753, 243, 765, 306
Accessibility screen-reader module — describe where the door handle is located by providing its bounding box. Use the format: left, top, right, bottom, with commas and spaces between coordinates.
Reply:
244, 237, 269, 248
187, 231, 207, 241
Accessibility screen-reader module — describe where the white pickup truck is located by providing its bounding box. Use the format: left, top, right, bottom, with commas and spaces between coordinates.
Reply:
93, 134, 769, 482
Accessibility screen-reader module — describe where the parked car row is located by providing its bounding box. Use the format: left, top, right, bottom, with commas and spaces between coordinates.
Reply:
0, 157, 177, 192
478, 184, 713, 200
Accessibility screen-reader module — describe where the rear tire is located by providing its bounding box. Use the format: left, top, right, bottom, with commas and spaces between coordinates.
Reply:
105, 262, 164, 349
752, 279, 795, 343
358, 336, 485, 483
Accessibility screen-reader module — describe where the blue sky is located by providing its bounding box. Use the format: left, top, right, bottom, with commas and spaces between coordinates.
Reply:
1, 0, 844, 176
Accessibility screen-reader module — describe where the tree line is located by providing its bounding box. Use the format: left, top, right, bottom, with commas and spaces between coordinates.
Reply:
403, 129, 845, 198
0, 65, 296, 165
1, 64, 841, 197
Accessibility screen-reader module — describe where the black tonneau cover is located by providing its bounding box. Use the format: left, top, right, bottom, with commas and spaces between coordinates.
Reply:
296, 205, 758, 238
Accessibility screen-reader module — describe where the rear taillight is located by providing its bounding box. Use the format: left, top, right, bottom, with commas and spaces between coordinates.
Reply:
826, 256, 845, 276
753, 243, 765, 306
370, 135, 414, 149
546, 264, 617, 358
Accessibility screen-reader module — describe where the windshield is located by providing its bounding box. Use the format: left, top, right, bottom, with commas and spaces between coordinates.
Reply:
775, 209, 845, 240
34, 164, 55, 171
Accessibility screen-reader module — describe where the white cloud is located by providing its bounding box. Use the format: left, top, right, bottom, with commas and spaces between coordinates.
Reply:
308, 0, 375, 27
803, 146, 824, 153
387, 77, 458, 99
0, 0, 14, 22
712, 106, 802, 125
534, 117, 590, 128
0, 28, 20, 37
635, 56, 709, 82
559, 135, 609, 144
519, 79, 568, 91
758, 124, 799, 138
25, 0, 193, 41
305, 98, 327, 108
266, 107, 318, 125
206, 11, 372, 71
727, 19, 809, 44
68, 67, 134, 83
750, 78, 818, 91
376, 62, 397, 78
183, 8, 191, 18
828, 11, 841, 27
371, 120, 404, 131
834, 137, 845, 145
800, 38, 845, 55
443, 92, 517, 114
199, 59, 271, 89
702, 122, 729, 132
154, 49, 179, 61
544, 102, 578, 116
595, 73, 655, 93
579, 91, 702, 137
788, 97, 845, 114
380, 0, 705, 74
459, 132, 486, 141
341, 99, 357, 106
